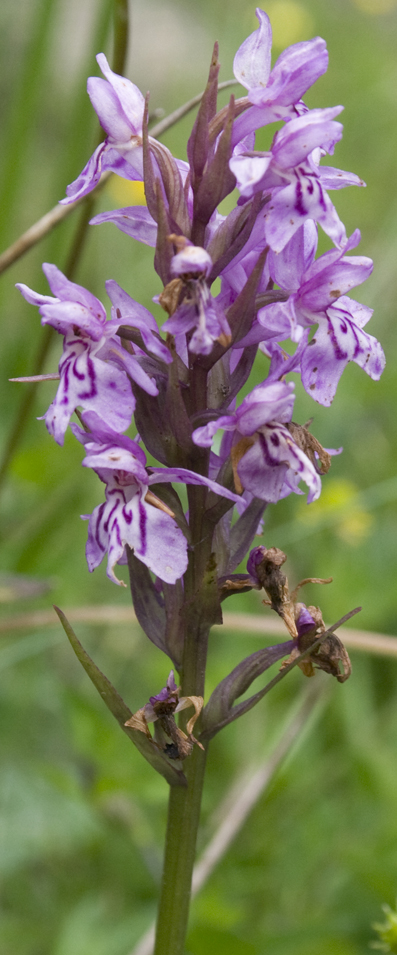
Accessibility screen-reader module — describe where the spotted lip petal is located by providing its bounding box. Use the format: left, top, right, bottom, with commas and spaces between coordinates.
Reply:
193, 379, 320, 504
84, 480, 189, 586
236, 424, 321, 504
16, 265, 164, 444
301, 304, 385, 406
44, 334, 136, 445
75, 419, 244, 585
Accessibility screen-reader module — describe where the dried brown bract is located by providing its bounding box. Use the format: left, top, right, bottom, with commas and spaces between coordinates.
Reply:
288, 421, 332, 474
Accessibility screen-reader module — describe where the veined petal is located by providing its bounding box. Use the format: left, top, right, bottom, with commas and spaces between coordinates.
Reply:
148, 467, 242, 504
264, 178, 346, 252
96, 53, 145, 134
87, 486, 188, 585
237, 423, 321, 503
91, 207, 158, 246
233, 8, 272, 91
250, 37, 328, 107
87, 76, 133, 141
301, 308, 385, 406
272, 107, 344, 169
47, 338, 134, 444
61, 142, 106, 204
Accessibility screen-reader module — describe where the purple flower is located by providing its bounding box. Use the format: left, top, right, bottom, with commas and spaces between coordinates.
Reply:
149, 670, 178, 707
296, 604, 317, 637
105, 280, 172, 365
246, 545, 267, 581
231, 9, 329, 145
192, 380, 321, 503
16, 265, 159, 444
162, 242, 231, 356
171, 242, 212, 278
60, 54, 145, 204
256, 230, 385, 404
90, 206, 158, 247
230, 106, 361, 251
73, 414, 241, 584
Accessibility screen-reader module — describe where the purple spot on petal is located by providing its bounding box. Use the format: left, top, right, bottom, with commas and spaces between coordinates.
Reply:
138, 500, 147, 555
122, 505, 132, 525
294, 180, 307, 217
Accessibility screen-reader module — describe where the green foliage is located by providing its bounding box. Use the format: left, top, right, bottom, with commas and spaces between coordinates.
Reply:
1, 0, 397, 952
372, 902, 397, 952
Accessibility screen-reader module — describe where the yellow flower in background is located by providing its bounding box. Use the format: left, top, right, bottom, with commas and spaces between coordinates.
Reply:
336, 510, 373, 543
106, 177, 146, 206
352, 0, 397, 13
262, 2, 314, 48
297, 478, 373, 544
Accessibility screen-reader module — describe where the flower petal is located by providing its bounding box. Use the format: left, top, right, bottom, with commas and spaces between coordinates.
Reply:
91, 206, 158, 246
301, 308, 385, 406
233, 8, 272, 91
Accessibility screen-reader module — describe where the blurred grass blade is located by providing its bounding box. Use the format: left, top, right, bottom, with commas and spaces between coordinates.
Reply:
0, 632, 62, 671
54, 606, 187, 788
0, 0, 58, 248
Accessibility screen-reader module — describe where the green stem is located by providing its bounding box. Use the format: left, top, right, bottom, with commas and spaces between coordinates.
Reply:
153, 745, 207, 955
153, 358, 216, 954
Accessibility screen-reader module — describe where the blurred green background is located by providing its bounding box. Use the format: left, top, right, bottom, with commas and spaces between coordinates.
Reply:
1, 0, 397, 952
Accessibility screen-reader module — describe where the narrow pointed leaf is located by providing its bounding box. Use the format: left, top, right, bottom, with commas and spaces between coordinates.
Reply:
201, 641, 294, 738
193, 96, 236, 234
150, 140, 191, 237
201, 608, 361, 739
154, 179, 174, 285
54, 606, 186, 786
187, 42, 220, 187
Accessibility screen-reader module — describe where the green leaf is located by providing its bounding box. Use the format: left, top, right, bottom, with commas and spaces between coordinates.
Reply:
54, 606, 187, 788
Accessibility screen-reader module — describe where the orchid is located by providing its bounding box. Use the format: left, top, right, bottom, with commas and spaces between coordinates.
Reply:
243, 229, 385, 404
12, 11, 383, 955
162, 239, 231, 355
192, 379, 322, 503
60, 54, 145, 204
16, 264, 160, 443
73, 413, 240, 584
